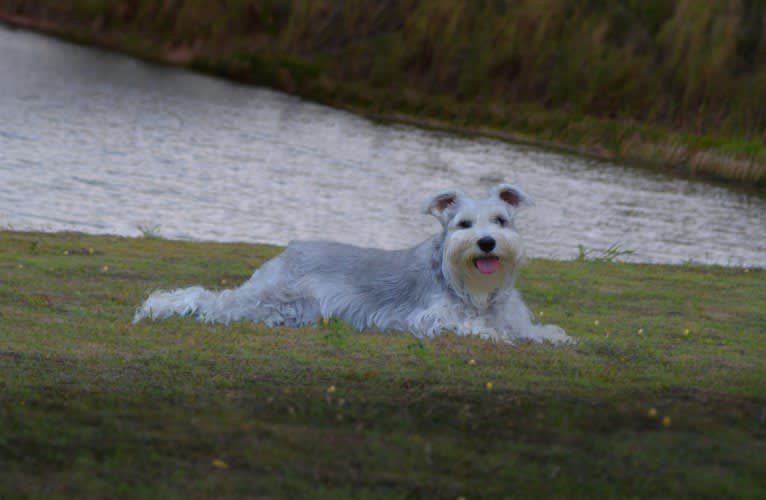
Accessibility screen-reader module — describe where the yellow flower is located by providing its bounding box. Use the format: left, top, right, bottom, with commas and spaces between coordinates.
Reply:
647, 408, 657, 418
212, 458, 229, 469
101, 265, 109, 272
637, 328, 644, 335
683, 329, 690, 336
468, 359, 476, 366
593, 320, 600, 326
662, 416, 672, 427
485, 382, 493, 391
327, 385, 336, 394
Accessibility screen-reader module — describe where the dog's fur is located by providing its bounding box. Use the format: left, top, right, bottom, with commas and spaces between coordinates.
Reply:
133, 184, 571, 344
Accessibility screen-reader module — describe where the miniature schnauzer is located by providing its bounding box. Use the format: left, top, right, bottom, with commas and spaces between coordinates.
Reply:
134, 184, 571, 344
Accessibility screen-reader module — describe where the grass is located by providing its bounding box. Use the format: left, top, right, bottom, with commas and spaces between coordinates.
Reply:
1, 230, 765, 498
2, 0, 766, 186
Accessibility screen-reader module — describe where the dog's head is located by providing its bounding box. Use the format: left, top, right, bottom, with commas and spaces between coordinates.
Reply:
424, 183, 531, 307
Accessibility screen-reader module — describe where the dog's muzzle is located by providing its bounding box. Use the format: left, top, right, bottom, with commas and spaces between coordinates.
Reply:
474, 236, 499, 274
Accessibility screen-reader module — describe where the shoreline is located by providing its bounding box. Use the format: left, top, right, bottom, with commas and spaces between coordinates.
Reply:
2, 229, 762, 270
2, 12, 765, 189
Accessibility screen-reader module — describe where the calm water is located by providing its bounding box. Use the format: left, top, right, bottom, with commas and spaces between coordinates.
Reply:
1, 26, 764, 266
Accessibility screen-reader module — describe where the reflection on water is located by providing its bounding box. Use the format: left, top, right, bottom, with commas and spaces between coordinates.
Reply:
1, 25, 764, 267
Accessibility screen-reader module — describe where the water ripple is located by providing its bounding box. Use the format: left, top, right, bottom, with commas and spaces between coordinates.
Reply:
1, 26, 764, 267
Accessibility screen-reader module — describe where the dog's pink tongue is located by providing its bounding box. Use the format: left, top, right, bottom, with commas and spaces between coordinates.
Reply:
475, 257, 500, 274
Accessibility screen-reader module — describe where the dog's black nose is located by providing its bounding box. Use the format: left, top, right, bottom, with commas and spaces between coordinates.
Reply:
477, 236, 496, 253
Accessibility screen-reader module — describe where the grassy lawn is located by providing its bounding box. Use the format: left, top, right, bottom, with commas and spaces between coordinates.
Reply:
1, 230, 764, 498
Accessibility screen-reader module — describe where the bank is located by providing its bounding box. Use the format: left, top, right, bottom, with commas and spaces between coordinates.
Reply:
1, 1, 765, 188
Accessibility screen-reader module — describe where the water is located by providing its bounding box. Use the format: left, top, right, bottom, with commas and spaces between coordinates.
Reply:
1, 25, 764, 267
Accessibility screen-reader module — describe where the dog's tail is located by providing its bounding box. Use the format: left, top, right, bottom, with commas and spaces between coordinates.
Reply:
132, 286, 243, 324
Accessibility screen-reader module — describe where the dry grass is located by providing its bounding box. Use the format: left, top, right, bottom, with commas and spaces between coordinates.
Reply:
1, 0, 766, 185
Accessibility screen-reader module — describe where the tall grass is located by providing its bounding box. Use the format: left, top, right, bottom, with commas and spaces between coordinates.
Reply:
2, 0, 766, 183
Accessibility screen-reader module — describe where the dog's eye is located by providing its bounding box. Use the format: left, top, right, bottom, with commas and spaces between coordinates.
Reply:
456, 220, 473, 229
494, 216, 508, 227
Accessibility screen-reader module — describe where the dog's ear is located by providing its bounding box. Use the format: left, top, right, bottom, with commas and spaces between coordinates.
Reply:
423, 189, 464, 226
490, 184, 532, 209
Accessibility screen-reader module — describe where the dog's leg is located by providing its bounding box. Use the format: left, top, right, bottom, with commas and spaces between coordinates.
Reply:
133, 249, 322, 326
133, 286, 235, 323
496, 290, 573, 344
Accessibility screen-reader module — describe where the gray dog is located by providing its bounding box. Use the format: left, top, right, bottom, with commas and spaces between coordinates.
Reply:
134, 184, 571, 344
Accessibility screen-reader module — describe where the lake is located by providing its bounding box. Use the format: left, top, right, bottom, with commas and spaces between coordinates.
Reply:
1, 25, 764, 267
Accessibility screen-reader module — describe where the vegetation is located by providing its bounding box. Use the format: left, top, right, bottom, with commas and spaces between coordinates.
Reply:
1, 0, 766, 185
1, 230, 764, 497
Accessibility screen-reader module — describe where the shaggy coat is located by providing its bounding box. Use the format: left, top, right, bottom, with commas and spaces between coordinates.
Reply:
134, 184, 571, 344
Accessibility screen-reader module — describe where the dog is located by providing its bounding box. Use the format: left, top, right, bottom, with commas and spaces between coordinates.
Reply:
133, 183, 571, 344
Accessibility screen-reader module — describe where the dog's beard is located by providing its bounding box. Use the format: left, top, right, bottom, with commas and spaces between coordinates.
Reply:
441, 231, 524, 308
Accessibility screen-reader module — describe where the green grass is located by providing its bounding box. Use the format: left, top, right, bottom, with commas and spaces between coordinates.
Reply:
1, 230, 765, 498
